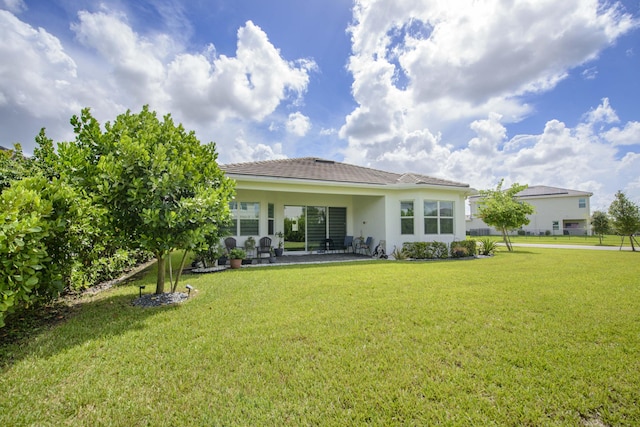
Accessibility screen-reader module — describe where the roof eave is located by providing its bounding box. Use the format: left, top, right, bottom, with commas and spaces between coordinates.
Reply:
228, 173, 471, 191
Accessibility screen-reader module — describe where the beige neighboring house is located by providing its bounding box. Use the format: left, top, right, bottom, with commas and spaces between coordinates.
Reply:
219, 157, 473, 255
466, 185, 593, 236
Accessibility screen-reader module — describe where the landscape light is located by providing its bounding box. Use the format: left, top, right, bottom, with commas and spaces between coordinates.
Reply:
185, 284, 193, 296
139, 285, 146, 298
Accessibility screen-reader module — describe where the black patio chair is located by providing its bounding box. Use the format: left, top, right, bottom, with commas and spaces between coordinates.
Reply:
256, 236, 272, 263
224, 237, 236, 253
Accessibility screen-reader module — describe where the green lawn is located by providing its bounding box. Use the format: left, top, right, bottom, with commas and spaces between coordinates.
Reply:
2, 249, 639, 425
475, 233, 635, 247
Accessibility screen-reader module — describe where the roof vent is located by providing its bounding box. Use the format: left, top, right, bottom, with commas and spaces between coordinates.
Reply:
314, 159, 335, 164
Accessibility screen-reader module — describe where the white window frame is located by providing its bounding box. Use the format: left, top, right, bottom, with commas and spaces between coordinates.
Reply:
400, 200, 415, 235
424, 200, 454, 235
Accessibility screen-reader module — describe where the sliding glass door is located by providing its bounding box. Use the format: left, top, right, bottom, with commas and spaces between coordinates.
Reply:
283, 205, 346, 252
284, 206, 306, 252
306, 206, 327, 251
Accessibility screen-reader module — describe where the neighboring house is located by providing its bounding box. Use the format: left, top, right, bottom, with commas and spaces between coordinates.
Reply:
466, 185, 593, 236
219, 157, 473, 255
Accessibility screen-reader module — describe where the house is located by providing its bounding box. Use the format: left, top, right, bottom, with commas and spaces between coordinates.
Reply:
219, 157, 473, 255
466, 185, 593, 236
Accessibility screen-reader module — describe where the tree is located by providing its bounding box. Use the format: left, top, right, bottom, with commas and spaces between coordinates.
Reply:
0, 144, 32, 191
59, 106, 235, 293
608, 191, 640, 251
0, 178, 55, 327
590, 210, 611, 245
477, 179, 534, 252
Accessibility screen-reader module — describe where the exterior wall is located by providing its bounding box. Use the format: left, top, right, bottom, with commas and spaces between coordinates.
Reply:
467, 194, 592, 236
229, 177, 470, 254
383, 188, 468, 253
231, 188, 358, 249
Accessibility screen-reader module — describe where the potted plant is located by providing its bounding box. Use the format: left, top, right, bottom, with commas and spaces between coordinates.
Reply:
229, 248, 246, 269
274, 231, 284, 256
269, 248, 277, 263
244, 236, 256, 251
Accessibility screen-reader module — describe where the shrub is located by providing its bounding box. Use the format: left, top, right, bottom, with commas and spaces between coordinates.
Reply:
402, 242, 426, 259
426, 241, 449, 259
478, 238, 498, 256
0, 180, 57, 327
390, 246, 408, 260
451, 240, 477, 258
402, 241, 449, 259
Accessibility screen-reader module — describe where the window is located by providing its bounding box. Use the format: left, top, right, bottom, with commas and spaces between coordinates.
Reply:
239, 202, 260, 235
579, 198, 586, 208
268, 203, 274, 235
424, 200, 454, 234
401, 201, 414, 235
227, 202, 260, 236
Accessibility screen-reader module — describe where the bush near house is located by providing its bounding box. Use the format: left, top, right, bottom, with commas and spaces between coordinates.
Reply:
402, 241, 449, 259
450, 239, 477, 258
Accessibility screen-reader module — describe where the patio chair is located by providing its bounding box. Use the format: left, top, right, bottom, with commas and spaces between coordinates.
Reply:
343, 235, 354, 253
360, 236, 373, 255
256, 236, 272, 263
224, 237, 236, 253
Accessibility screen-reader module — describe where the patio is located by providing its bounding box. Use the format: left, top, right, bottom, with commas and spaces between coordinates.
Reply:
189, 252, 376, 274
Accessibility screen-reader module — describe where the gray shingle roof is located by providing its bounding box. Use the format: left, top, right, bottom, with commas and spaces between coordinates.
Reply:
220, 157, 469, 188
517, 185, 592, 198
468, 184, 592, 200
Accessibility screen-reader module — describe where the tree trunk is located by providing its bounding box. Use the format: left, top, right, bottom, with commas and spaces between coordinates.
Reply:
156, 253, 165, 294
501, 227, 513, 251
171, 250, 190, 293
630, 234, 637, 252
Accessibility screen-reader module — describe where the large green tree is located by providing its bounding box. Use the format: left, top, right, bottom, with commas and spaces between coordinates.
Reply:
477, 180, 534, 252
590, 210, 611, 245
608, 191, 640, 251
58, 106, 235, 293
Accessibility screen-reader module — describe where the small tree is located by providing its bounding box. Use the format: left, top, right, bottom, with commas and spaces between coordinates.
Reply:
590, 210, 611, 245
477, 179, 534, 252
59, 106, 235, 293
608, 191, 640, 251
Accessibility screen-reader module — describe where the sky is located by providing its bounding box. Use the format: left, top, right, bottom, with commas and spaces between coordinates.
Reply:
1, 0, 639, 210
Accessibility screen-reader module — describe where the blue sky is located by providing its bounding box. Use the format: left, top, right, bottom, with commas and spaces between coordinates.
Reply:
1, 0, 639, 209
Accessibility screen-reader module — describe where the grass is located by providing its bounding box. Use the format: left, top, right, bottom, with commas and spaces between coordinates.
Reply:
1, 249, 639, 425
475, 233, 634, 247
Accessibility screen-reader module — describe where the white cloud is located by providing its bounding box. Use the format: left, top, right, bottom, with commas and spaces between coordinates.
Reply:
166, 20, 315, 123
0, 10, 78, 117
225, 134, 287, 164
1, 0, 26, 14
319, 127, 337, 136
341, 0, 636, 162
584, 97, 619, 125
285, 112, 311, 137
603, 122, 640, 146
0, 8, 315, 157
339, 0, 639, 209
582, 67, 598, 80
